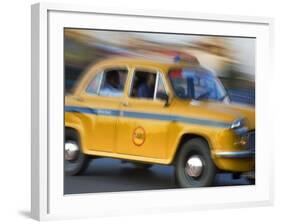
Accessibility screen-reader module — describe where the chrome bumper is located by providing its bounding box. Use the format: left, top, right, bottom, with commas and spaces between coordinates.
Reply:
214, 150, 255, 159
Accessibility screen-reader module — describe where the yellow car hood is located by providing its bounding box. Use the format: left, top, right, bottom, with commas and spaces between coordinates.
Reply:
172, 99, 255, 129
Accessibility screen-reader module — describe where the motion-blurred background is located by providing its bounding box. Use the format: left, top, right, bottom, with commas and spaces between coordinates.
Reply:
64, 29, 255, 105
64, 29, 256, 194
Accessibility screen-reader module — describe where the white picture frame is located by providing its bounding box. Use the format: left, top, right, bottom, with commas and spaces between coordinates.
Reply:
31, 2, 274, 221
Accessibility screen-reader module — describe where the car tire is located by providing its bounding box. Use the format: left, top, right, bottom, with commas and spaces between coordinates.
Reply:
175, 138, 216, 188
64, 129, 89, 176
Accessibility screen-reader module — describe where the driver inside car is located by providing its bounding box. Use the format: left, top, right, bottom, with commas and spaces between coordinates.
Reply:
100, 70, 123, 97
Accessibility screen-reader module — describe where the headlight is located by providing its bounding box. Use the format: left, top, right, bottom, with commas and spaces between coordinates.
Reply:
231, 118, 249, 147
230, 118, 248, 136
231, 118, 245, 129
230, 118, 248, 135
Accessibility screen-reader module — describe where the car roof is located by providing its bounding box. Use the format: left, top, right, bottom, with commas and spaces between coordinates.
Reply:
94, 56, 200, 72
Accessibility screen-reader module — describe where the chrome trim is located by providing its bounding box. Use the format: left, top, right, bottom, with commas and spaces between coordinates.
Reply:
153, 72, 160, 100
65, 141, 79, 161
96, 71, 104, 95
128, 67, 136, 97
230, 117, 245, 129
185, 155, 204, 177
214, 150, 255, 158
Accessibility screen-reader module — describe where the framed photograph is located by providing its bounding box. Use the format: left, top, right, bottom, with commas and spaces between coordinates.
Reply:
31, 2, 274, 221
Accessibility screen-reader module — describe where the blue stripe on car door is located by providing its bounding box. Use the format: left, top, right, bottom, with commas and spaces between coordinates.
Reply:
65, 106, 230, 128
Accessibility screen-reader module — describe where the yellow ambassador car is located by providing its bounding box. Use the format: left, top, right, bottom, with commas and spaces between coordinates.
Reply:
65, 57, 255, 188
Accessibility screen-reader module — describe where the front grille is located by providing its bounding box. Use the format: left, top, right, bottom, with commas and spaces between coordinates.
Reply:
247, 131, 255, 151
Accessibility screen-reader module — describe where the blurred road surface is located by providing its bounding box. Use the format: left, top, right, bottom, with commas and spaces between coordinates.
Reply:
64, 158, 252, 194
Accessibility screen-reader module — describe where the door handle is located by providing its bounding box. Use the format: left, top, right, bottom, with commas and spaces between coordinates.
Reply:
122, 101, 129, 107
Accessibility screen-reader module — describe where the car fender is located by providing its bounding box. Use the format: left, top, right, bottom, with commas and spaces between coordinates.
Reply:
65, 112, 88, 153
168, 126, 215, 164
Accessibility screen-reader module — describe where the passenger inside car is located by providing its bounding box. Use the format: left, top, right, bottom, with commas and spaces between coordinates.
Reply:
131, 71, 156, 99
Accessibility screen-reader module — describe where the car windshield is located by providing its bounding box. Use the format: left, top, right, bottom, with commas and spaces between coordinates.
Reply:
168, 67, 226, 101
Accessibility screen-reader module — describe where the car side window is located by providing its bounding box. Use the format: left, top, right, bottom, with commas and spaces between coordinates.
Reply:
86, 68, 128, 97
86, 72, 103, 95
130, 70, 157, 100
99, 69, 128, 97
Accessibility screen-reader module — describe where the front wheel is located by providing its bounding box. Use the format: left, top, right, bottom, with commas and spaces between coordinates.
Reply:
64, 129, 89, 176
175, 138, 216, 188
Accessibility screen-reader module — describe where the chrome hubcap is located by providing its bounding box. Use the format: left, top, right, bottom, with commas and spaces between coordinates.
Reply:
65, 141, 79, 161
185, 155, 204, 178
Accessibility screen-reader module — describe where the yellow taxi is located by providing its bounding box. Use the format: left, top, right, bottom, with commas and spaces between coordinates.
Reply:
64, 57, 255, 187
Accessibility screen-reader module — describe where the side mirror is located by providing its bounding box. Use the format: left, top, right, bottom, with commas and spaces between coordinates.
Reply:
157, 93, 170, 106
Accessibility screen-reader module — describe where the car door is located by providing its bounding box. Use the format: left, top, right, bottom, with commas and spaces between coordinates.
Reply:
116, 68, 171, 160
79, 67, 129, 153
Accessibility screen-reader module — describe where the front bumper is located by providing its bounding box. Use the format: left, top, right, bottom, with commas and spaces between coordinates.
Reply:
212, 149, 255, 172
214, 149, 255, 159
212, 130, 255, 172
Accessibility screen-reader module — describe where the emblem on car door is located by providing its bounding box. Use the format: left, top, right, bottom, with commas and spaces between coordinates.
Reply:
132, 126, 146, 146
